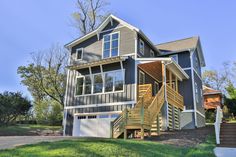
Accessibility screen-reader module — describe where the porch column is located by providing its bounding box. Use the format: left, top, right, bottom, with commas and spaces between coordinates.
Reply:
175, 76, 178, 92
169, 70, 172, 89
161, 62, 168, 131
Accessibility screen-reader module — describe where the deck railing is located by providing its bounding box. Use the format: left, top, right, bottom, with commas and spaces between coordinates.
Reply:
166, 85, 184, 110
214, 106, 223, 144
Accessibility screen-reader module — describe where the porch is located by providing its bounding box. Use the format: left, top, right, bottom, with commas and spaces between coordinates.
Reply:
111, 59, 189, 139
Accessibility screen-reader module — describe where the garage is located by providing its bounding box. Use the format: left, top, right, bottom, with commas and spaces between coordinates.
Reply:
72, 112, 120, 137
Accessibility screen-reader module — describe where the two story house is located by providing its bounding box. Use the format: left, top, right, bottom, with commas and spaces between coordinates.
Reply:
63, 14, 206, 138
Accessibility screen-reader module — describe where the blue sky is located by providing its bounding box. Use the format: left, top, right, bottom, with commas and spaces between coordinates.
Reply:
0, 0, 236, 97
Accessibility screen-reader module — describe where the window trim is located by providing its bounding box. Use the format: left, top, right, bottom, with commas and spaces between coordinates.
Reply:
102, 31, 120, 59
75, 69, 125, 97
139, 70, 145, 84
139, 39, 145, 55
170, 54, 178, 63
75, 75, 85, 96
150, 49, 154, 57
75, 48, 83, 61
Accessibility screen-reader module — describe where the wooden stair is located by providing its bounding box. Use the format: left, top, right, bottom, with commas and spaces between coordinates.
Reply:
219, 123, 236, 147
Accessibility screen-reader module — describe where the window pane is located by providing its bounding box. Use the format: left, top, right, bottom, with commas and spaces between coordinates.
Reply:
114, 71, 124, 91
112, 33, 119, 40
104, 42, 110, 50
105, 73, 113, 92
139, 41, 144, 54
84, 76, 91, 94
111, 48, 118, 57
104, 35, 110, 41
77, 50, 82, 60
76, 77, 84, 95
112, 40, 118, 48
94, 74, 103, 93
103, 50, 110, 58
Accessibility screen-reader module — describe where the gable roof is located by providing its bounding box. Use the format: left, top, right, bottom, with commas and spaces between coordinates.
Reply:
64, 14, 160, 54
156, 37, 199, 52
155, 36, 206, 67
203, 86, 222, 95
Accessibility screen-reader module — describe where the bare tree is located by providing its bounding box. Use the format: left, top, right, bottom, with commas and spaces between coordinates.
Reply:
72, 0, 109, 36
18, 44, 68, 107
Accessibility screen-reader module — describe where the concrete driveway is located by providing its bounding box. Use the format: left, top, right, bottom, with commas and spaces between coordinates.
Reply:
0, 136, 72, 150
214, 147, 236, 157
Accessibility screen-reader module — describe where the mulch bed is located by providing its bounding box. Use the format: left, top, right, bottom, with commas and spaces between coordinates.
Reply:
145, 125, 214, 147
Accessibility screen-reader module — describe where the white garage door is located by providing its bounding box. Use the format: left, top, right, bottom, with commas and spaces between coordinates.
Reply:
72, 114, 118, 137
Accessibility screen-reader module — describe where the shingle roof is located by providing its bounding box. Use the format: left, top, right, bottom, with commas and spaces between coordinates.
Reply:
203, 86, 222, 95
155, 37, 199, 52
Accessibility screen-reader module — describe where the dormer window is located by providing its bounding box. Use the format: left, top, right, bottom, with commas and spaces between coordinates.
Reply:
139, 39, 144, 55
103, 32, 119, 58
76, 48, 83, 60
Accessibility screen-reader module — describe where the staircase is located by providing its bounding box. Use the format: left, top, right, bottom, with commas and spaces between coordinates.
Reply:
219, 123, 236, 147
111, 84, 184, 139
111, 84, 165, 139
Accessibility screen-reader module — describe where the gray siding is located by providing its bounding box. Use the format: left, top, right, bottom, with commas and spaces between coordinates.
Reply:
70, 25, 136, 64
137, 35, 158, 57
194, 71, 205, 114
193, 50, 201, 76
179, 70, 194, 110
197, 112, 205, 128
65, 57, 135, 107
180, 112, 195, 129
177, 51, 191, 68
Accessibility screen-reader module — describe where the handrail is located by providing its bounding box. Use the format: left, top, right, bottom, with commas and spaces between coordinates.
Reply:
214, 106, 223, 144
166, 85, 184, 110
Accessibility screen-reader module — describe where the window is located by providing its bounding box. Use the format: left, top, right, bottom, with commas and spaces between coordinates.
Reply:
78, 116, 86, 119
195, 82, 199, 103
170, 54, 178, 63
103, 32, 119, 58
84, 75, 92, 94
139, 40, 144, 55
76, 48, 83, 60
99, 115, 109, 118
88, 115, 97, 119
104, 70, 124, 92
93, 74, 103, 93
76, 77, 84, 95
114, 70, 124, 91
150, 50, 154, 57
139, 71, 145, 84
154, 81, 159, 95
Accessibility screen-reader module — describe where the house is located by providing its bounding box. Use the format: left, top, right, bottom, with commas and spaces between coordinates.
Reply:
63, 14, 206, 138
203, 86, 223, 110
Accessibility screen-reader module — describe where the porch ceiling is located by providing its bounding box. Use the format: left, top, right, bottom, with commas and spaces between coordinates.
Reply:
138, 60, 189, 82
138, 61, 163, 82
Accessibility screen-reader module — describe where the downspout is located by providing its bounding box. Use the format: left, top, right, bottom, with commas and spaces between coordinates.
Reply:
190, 49, 198, 128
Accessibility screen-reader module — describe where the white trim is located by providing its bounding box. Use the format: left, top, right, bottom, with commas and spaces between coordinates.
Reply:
74, 111, 122, 116
193, 68, 203, 81
182, 109, 194, 113
99, 25, 125, 34
197, 111, 205, 118
169, 54, 178, 63
190, 50, 198, 127
139, 70, 145, 84
182, 67, 191, 70
139, 39, 145, 55
75, 48, 83, 61
65, 101, 135, 109
102, 31, 120, 59
121, 53, 135, 57
75, 69, 125, 97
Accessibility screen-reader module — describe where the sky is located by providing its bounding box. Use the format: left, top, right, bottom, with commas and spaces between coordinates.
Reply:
0, 0, 236, 98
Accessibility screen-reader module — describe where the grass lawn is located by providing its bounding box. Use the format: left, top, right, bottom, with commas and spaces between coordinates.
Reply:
0, 124, 62, 136
0, 136, 216, 157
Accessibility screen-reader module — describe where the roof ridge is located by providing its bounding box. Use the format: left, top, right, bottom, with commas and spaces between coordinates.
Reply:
156, 36, 199, 46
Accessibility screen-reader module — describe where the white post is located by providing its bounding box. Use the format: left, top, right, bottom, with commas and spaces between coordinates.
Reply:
214, 106, 223, 144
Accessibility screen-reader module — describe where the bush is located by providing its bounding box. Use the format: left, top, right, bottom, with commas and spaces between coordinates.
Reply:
205, 110, 216, 123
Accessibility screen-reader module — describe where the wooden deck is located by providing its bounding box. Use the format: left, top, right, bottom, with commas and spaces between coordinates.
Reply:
111, 83, 184, 139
